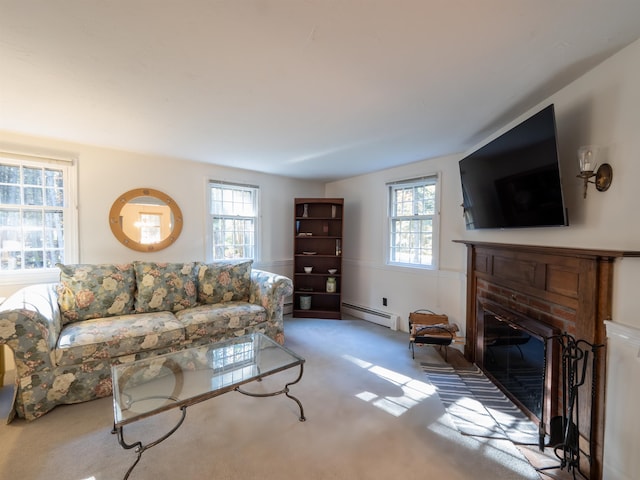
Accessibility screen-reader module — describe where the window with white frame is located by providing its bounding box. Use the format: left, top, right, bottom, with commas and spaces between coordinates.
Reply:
387, 175, 439, 269
208, 181, 258, 261
0, 153, 77, 276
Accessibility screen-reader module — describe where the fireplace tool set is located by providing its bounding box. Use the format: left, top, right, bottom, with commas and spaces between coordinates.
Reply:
537, 333, 603, 480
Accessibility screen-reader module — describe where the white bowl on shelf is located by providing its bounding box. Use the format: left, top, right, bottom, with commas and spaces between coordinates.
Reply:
304, 266, 313, 273
328, 269, 337, 274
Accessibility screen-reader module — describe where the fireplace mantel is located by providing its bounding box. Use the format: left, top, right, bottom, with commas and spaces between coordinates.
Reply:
455, 240, 640, 260
455, 240, 640, 480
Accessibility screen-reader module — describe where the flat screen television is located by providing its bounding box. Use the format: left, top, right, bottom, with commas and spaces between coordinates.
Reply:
459, 104, 568, 229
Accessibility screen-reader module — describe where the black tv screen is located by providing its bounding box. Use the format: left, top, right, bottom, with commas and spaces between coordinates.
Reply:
459, 104, 568, 229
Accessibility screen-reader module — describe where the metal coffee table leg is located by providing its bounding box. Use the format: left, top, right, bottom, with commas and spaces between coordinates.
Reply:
235, 363, 306, 421
112, 403, 187, 480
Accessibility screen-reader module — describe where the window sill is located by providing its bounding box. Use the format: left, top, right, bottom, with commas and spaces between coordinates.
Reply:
386, 262, 437, 271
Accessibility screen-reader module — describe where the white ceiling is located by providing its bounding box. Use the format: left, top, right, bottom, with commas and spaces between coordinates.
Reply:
2, 1, 640, 182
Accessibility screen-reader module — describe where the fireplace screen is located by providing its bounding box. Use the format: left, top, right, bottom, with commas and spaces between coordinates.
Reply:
477, 300, 558, 429
482, 313, 545, 418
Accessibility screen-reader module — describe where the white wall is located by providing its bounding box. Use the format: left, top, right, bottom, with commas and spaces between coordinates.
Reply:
0, 132, 326, 298
325, 154, 468, 332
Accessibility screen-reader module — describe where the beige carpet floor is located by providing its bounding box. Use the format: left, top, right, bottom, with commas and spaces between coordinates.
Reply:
0, 316, 551, 480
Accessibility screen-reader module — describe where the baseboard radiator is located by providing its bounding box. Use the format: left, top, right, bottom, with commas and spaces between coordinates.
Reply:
342, 302, 400, 330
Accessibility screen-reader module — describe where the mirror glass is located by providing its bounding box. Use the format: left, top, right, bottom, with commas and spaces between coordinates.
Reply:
109, 188, 183, 252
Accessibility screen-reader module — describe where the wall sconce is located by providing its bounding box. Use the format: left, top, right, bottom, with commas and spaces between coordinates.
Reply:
577, 145, 613, 198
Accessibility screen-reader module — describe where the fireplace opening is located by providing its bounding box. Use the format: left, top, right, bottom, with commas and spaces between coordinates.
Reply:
483, 314, 546, 418
477, 299, 559, 431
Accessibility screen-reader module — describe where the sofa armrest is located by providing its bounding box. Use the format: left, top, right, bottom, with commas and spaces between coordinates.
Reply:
249, 269, 293, 343
0, 283, 61, 376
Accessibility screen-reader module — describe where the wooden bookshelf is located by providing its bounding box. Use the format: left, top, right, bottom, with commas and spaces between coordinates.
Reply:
293, 198, 343, 319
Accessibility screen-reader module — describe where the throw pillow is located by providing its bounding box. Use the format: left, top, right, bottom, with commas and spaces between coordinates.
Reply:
56, 263, 136, 325
134, 262, 198, 313
197, 260, 253, 304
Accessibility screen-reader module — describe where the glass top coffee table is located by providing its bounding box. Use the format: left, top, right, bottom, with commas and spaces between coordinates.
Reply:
111, 333, 306, 479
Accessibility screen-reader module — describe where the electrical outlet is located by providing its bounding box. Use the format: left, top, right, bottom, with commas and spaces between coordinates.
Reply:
382, 297, 388, 307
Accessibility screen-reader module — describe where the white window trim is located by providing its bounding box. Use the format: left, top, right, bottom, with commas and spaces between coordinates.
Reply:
205, 180, 260, 263
385, 173, 441, 271
0, 150, 79, 286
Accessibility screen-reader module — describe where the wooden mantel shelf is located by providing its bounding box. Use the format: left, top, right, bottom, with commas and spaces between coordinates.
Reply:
453, 240, 640, 259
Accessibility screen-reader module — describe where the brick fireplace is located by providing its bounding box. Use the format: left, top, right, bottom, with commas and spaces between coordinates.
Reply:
456, 241, 640, 480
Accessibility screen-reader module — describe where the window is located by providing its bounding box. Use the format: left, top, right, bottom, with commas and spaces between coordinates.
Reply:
387, 175, 439, 269
137, 213, 162, 244
0, 152, 77, 278
208, 181, 258, 261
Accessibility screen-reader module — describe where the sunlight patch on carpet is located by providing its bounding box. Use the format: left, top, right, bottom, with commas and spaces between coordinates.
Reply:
343, 354, 436, 416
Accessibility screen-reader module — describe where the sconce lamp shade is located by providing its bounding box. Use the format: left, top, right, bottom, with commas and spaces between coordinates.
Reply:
577, 145, 612, 198
578, 145, 600, 173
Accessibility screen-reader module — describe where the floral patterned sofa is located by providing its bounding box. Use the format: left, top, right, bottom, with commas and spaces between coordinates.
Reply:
0, 261, 293, 422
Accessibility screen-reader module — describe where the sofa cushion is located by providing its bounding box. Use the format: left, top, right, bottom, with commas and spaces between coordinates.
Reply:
134, 262, 198, 313
197, 260, 253, 304
55, 311, 186, 366
175, 301, 266, 341
56, 263, 136, 325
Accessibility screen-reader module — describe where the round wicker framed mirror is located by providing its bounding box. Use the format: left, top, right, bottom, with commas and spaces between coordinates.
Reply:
109, 188, 183, 252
